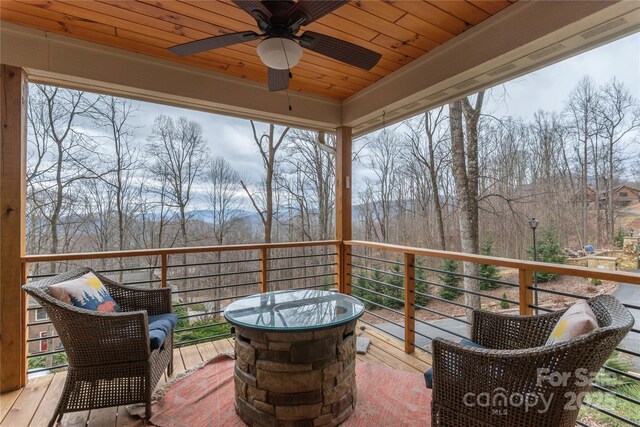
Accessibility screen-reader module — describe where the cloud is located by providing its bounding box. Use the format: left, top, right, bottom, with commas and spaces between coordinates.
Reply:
490, 33, 640, 119
96, 33, 640, 196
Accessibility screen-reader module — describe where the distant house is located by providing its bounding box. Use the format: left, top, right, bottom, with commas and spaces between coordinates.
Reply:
611, 185, 640, 207
584, 184, 640, 208
27, 300, 59, 357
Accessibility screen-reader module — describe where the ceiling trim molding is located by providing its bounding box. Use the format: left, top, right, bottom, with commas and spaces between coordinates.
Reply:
343, 1, 640, 137
1, 1, 638, 137
0, 22, 342, 132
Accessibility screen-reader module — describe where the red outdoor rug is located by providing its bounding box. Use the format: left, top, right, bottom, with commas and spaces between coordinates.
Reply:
130, 353, 431, 426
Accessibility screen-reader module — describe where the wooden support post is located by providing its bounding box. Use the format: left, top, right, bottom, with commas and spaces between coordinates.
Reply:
259, 248, 268, 293
335, 127, 352, 294
336, 243, 344, 294
161, 254, 168, 288
518, 269, 534, 315
336, 243, 352, 295
404, 253, 416, 354
1, 65, 28, 392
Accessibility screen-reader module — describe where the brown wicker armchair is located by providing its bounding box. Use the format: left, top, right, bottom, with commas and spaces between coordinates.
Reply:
431, 295, 633, 427
22, 268, 174, 427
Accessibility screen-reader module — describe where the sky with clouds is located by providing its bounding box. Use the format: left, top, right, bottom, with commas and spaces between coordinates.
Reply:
121, 32, 640, 193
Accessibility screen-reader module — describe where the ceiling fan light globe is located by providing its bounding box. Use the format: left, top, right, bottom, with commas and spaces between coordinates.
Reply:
257, 37, 302, 70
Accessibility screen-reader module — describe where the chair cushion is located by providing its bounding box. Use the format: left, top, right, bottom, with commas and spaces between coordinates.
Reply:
424, 339, 485, 389
48, 272, 121, 313
546, 300, 598, 345
148, 313, 178, 350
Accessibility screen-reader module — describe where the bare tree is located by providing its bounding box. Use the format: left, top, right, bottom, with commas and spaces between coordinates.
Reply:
367, 131, 402, 243
206, 156, 242, 246
204, 155, 242, 315
26, 85, 102, 270
406, 107, 450, 249
91, 97, 142, 252
597, 78, 640, 240
147, 115, 208, 278
284, 130, 336, 241
566, 76, 600, 246
449, 91, 485, 322
83, 179, 117, 268
241, 122, 290, 243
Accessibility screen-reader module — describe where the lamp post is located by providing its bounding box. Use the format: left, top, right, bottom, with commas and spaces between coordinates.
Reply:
528, 218, 540, 315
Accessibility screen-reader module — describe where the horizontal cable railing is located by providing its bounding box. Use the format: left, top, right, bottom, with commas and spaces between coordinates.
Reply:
22, 240, 339, 374
18, 238, 640, 426
346, 240, 640, 427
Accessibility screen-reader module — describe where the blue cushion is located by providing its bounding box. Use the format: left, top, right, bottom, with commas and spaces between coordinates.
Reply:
148, 313, 178, 350
424, 339, 485, 389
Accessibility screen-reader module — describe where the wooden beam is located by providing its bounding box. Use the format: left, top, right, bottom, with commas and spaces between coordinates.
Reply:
1, 64, 28, 392
335, 127, 352, 294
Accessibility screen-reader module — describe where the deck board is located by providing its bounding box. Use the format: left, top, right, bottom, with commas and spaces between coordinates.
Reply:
2, 375, 52, 427
0, 389, 22, 421
30, 373, 66, 427
1, 329, 430, 426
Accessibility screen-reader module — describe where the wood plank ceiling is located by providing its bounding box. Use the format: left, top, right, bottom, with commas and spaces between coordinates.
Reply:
0, 1, 516, 100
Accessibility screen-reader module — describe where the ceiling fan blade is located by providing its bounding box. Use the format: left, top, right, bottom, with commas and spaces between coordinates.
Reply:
299, 31, 381, 71
268, 68, 290, 91
169, 31, 261, 56
233, 0, 272, 19
288, 0, 348, 25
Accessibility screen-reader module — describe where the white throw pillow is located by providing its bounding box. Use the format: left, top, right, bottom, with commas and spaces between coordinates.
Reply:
546, 300, 598, 345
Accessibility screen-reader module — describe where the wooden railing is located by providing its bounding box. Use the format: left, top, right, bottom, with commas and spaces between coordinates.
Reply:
22, 241, 340, 373
22, 239, 640, 355
22, 240, 341, 291
344, 240, 640, 427
346, 240, 639, 351
18, 239, 640, 426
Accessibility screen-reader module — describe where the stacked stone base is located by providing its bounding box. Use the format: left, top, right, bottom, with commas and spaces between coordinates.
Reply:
233, 320, 357, 427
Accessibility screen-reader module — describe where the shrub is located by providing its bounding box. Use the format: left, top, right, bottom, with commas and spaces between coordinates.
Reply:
28, 352, 68, 370
172, 304, 190, 329
499, 293, 509, 309
414, 258, 430, 307
579, 351, 640, 426
383, 262, 405, 309
174, 321, 232, 344
438, 259, 462, 300
352, 268, 383, 310
527, 223, 567, 282
591, 278, 602, 286
613, 227, 625, 248
479, 235, 501, 290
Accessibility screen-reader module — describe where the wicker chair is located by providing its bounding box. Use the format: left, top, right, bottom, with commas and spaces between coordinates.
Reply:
23, 268, 174, 427
431, 295, 633, 427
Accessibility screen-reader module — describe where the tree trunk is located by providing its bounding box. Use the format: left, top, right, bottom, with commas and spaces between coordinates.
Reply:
426, 113, 447, 251
449, 99, 481, 327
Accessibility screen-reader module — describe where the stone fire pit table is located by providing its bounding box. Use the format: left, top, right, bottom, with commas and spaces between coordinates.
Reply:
224, 289, 365, 427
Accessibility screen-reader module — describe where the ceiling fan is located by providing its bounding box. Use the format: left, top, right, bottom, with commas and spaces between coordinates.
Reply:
168, 0, 382, 92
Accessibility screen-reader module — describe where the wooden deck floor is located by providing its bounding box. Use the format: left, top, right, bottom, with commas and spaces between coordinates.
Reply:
1, 326, 431, 427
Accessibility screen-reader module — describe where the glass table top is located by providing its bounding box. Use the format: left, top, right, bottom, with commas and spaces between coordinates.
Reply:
223, 290, 365, 331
